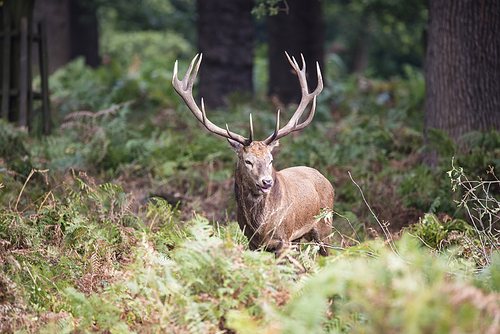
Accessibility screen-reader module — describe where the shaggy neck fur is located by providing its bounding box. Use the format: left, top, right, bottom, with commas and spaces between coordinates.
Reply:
234, 167, 281, 232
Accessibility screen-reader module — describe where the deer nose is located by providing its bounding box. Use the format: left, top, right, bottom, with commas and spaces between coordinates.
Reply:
262, 179, 273, 188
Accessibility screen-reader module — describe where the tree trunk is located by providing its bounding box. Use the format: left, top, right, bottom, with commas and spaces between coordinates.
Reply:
267, 0, 324, 105
196, 0, 254, 109
33, 0, 70, 74
347, 12, 372, 74
424, 0, 500, 148
69, 0, 100, 68
0, 0, 35, 124
33, 0, 100, 74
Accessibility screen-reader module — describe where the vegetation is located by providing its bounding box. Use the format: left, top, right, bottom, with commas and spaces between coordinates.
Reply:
1, 2, 500, 332
1, 163, 500, 332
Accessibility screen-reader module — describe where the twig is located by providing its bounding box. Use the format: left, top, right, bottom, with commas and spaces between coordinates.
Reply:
348, 171, 409, 262
333, 210, 361, 244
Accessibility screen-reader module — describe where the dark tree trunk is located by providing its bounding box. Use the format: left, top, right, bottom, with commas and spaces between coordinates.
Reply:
69, 0, 100, 68
33, 0, 70, 74
348, 12, 372, 74
424, 0, 500, 148
33, 0, 100, 74
0, 0, 35, 124
267, 0, 324, 105
197, 0, 254, 109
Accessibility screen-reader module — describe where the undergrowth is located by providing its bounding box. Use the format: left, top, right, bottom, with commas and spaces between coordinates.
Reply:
1, 27, 500, 333
1, 172, 500, 333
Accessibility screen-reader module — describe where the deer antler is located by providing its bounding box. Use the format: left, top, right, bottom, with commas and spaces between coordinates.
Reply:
172, 54, 253, 146
263, 52, 323, 145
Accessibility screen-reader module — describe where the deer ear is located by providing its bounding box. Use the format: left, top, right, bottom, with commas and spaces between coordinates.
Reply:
268, 140, 279, 150
227, 138, 243, 152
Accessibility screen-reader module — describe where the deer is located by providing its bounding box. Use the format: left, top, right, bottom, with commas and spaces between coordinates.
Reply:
172, 53, 334, 257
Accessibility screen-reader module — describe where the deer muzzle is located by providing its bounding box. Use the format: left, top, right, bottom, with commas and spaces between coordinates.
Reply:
257, 178, 273, 194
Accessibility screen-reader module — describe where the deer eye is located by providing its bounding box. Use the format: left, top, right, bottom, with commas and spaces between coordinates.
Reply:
270, 159, 273, 165
245, 160, 253, 166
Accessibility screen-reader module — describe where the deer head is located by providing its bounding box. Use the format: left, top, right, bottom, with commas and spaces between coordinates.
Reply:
227, 140, 278, 195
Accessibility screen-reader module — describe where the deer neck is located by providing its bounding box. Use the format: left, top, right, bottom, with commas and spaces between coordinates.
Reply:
234, 168, 280, 230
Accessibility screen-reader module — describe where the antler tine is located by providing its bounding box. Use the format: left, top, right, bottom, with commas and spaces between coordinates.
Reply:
266, 109, 281, 144
188, 53, 202, 89
293, 96, 317, 131
249, 113, 254, 143
172, 54, 251, 146
264, 53, 323, 145
313, 61, 323, 95
201, 97, 208, 123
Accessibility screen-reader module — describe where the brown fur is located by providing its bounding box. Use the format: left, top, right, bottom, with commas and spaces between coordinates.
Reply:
230, 141, 334, 256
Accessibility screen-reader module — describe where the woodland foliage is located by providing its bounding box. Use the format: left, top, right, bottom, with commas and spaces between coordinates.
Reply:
1, 1, 500, 332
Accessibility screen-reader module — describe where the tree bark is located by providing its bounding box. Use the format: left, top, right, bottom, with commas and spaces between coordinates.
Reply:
33, 0, 100, 74
267, 0, 324, 105
69, 0, 100, 68
33, 0, 70, 74
347, 12, 372, 74
197, 0, 254, 109
0, 0, 35, 123
424, 0, 500, 147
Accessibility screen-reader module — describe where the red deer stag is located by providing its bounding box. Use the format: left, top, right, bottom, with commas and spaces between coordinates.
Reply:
172, 53, 334, 256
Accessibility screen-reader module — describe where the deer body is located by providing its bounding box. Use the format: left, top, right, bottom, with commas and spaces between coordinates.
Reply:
173, 53, 334, 255
231, 141, 334, 255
